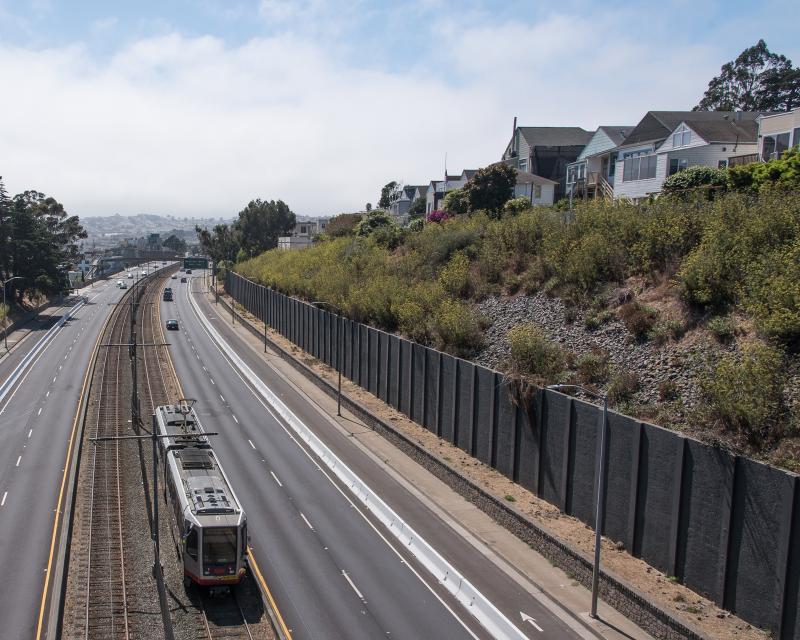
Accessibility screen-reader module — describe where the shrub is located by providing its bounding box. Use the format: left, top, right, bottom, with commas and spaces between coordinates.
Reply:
463, 164, 516, 215
618, 302, 658, 340
661, 166, 728, 199
576, 349, 611, 384
507, 324, 565, 383
727, 147, 800, 193
608, 370, 640, 403
407, 217, 424, 232
372, 224, 406, 249
326, 213, 362, 237
503, 197, 531, 216
432, 299, 484, 356
439, 251, 471, 298
658, 379, 680, 402
701, 342, 786, 444
356, 210, 395, 237
442, 188, 470, 215
426, 209, 452, 224
707, 315, 736, 343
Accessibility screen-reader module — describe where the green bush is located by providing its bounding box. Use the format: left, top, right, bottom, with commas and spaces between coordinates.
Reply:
661, 166, 728, 199
576, 350, 610, 384
707, 315, 736, 343
608, 370, 640, 403
503, 197, 532, 216
727, 147, 800, 193
507, 324, 565, 383
701, 342, 787, 444
618, 302, 658, 339
442, 188, 470, 215
325, 213, 362, 237
432, 299, 484, 356
439, 251, 471, 298
356, 210, 395, 237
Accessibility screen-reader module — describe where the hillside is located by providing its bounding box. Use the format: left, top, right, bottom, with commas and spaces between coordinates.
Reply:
236, 191, 800, 471
80, 213, 232, 248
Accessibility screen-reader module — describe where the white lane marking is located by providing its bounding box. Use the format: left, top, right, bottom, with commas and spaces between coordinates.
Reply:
220, 394, 225, 403
64, 355, 67, 360
28, 429, 33, 438
342, 570, 365, 601
520, 613, 543, 633
52, 376, 57, 383
37, 408, 42, 417
16, 456, 21, 467
248, 439, 256, 450
270, 471, 283, 487
232, 415, 239, 424
300, 513, 315, 531
58, 365, 62, 371
210, 378, 215, 385
1, 492, 6, 506
196, 354, 200, 360
186, 288, 489, 640
46, 391, 50, 398
202, 366, 207, 372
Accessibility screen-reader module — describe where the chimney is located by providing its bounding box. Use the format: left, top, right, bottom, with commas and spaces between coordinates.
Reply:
513, 116, 517, 136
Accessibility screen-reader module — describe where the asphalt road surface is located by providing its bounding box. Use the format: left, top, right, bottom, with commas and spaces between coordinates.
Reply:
163, 272, 593, 640
0, 264, 164, 639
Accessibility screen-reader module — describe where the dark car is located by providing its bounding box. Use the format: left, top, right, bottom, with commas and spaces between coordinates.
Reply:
166, 319, 179, 330
186, 269, 192, 274
180, 276, 187, 283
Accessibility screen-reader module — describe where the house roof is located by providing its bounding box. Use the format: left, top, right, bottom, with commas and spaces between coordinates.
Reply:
517, 126, 594, 148
682, 118, 759, 143
515, 170, 558, 186
461, 169, 478, 180
597, 126, 635, 146
621, 111, 761, 147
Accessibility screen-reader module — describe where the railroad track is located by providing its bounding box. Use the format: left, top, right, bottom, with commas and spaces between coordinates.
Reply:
200, 591, 254, 640
78, 279, 134, 639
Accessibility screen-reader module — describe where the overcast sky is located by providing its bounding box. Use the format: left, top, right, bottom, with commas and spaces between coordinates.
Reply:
1, 0, 798, 218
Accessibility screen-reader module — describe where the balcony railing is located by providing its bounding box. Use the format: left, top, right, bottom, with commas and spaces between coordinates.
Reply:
728, 153, 760, 168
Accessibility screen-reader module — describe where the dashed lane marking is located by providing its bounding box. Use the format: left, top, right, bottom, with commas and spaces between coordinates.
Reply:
232, 415, 239, 424
248, 439, 256, 450
1, 492, 6, 506
16, 456, 22, 467
37, 408, 42, 417
270, 471, 283, 487
342, 570, 366, 602
300, 513, 315, 531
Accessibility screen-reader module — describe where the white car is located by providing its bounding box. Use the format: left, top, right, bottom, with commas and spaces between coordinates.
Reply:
119, 281, 128, 289
127, 272, 133, 278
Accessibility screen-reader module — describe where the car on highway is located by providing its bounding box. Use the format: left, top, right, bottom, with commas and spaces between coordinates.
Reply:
116, 280, 124, 288
180, 276, 187, 283
166, 319, 179, 330
119, 281, 127, 289
171, 274, 177, 279
127, 272, 133, 278
186, 269, 192, 274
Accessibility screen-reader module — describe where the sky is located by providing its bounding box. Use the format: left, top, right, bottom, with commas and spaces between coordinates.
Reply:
0, 0, 798, 218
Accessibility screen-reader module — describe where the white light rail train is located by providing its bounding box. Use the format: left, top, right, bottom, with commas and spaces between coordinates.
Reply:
155, 401, 248, 591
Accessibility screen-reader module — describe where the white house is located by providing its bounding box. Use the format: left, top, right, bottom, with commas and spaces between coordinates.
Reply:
565, 126, 634, 199
756, 107, 800, 160
425, 173, 473, 213
513, 171, 557, 205
613, 111, 760, 201
277, 218, 328, 250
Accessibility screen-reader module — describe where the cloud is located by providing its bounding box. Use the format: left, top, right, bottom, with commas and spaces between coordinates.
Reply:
0, 3, 788, 218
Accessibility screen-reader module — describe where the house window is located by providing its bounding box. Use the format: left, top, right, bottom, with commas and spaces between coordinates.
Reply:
794, 128, 800, 148
672, 125, 691, 148
567, 166, 577, 184
623, 155, 657, 181
763, 132, 791, 159
300, 225, 307, 234
718, 160, 728, 169
668, 158, 688, 176
519, 159, 528, 172
578, 164, 586, 179
608, 152, 618, 177
534, 184, 542, 199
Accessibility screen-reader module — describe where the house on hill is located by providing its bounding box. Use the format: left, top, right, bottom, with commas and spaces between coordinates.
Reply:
756, 107, 800, 161
612, 111, 761, 201
501, 122, 594, 200
389, 185, 427, 221
566, 126, 634, 199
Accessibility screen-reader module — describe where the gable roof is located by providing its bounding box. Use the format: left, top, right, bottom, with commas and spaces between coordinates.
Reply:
517, 126, 594, 148
622, 111, 761, 147
681, 118, 759, 143
461, 169, 478, 180
597, 126, 635, 146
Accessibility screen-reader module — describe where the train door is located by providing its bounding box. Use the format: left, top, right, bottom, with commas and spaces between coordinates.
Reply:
183, 524, 200, 585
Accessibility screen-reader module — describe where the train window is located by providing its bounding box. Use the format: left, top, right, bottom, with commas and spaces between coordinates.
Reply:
186, 528, 198, 560
203, 527, 237, 566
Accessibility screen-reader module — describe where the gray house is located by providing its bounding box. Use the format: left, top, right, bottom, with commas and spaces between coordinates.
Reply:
502, 122, 594, 200
389, 185, 427, 221
566, 126, 634, 199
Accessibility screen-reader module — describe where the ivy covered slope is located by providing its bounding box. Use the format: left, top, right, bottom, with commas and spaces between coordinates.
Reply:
238, 159, 800, 469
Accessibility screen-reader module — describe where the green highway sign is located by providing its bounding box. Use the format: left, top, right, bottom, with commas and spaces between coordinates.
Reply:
183, 257, 209, 269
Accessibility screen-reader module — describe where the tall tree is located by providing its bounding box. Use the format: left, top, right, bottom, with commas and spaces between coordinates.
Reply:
234, 199, 295, 257
195, 223, 240, 263
462, 164, 517, 215
378, 181, 401, 210
162, 234, 187, 254
695, 40, 800, 112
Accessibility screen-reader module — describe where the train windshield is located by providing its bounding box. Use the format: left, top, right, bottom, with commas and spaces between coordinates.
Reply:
202, 527, 237, 565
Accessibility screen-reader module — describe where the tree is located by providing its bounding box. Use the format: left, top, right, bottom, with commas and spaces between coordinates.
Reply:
325, 213, 362, 237
196, 223, 240, 264
695, 40, 800, 112
365, 203, 372, 212
442, 188, 470, 215
234, 199, 295, 257
378, 181, 402, 210
462, 164, 517, 215
408, 197, 426, 219
355, 210, 395, 237
661, 166, 729, 199
162, 234, 187, 254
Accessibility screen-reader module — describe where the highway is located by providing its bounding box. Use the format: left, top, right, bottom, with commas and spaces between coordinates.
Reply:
0, 264, 160, 639
164, 271, 594, 640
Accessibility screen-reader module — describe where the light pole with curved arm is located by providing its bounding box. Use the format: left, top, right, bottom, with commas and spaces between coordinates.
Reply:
547, 383, 608, 619
2, 276, 25, 351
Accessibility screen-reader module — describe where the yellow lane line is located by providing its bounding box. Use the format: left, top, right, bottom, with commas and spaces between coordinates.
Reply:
35, 292, 116, 640
165, 277, 292, 639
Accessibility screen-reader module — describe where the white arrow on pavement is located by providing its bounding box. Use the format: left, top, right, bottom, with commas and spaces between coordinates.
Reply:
520, 612, 543, 632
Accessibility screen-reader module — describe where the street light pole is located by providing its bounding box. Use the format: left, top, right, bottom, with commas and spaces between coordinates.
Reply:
2, 276, 24, 351
547, 383, 608, 619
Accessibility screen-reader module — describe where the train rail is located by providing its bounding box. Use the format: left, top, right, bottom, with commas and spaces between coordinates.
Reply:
200, 591, 255, 640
